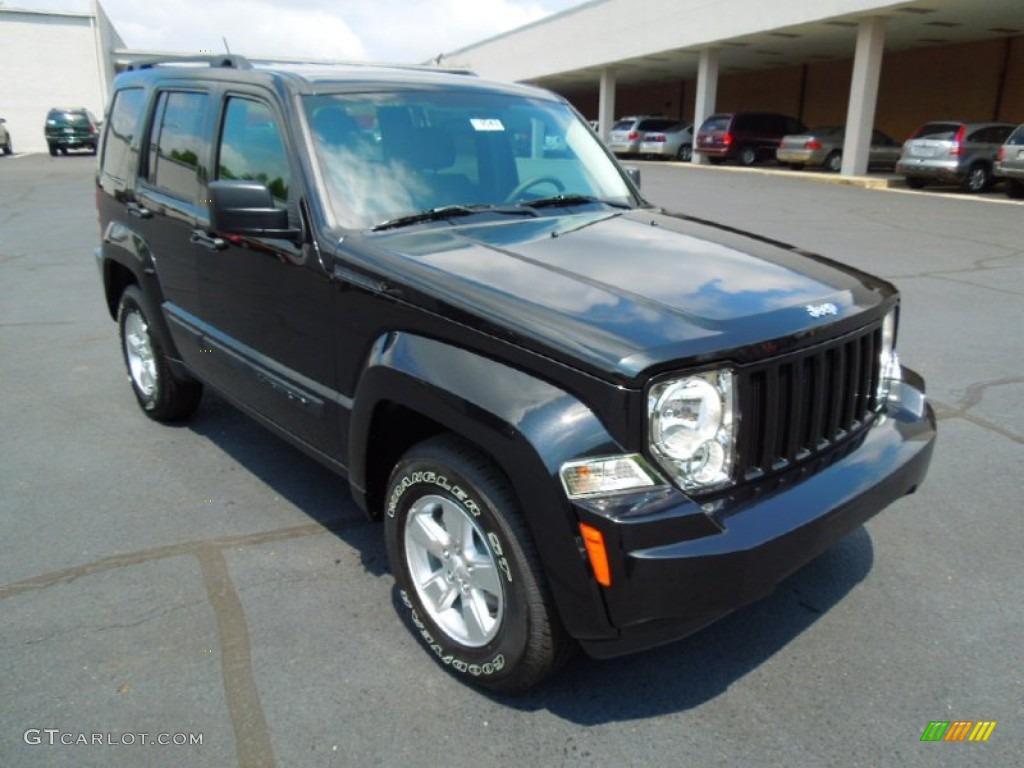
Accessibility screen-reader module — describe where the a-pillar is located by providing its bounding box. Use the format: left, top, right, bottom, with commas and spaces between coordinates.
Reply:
598, 68, 616, 141
841, 17, 886, 176
692, 48, 719, 164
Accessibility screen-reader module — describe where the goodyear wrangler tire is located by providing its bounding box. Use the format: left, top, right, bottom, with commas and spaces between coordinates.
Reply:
384, 435, 570, 693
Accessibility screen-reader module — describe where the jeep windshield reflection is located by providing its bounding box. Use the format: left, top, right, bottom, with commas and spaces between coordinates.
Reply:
304, 90, 637, 230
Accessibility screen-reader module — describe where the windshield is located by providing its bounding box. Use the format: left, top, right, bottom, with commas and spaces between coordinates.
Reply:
304, 89, 636, 230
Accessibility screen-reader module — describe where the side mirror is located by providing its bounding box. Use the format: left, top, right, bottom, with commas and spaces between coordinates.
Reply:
208, 180, 301, 241
624, 165, 642, 189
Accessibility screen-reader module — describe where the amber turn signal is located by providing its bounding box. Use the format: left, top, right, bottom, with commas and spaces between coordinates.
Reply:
579, 522, 612, 587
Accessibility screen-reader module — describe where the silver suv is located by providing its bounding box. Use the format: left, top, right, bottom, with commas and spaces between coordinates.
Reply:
897, 120, 1016, 192
995, 123, 1024, 199
606, 115, 672, 156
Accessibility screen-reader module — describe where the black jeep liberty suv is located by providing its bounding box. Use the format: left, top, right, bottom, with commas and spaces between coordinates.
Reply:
95, 56, 935, 693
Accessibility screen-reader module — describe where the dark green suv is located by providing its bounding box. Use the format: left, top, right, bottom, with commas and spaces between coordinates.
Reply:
44, 107, 99, 155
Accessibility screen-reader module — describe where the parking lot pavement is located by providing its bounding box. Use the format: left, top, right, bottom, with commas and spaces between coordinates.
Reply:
2, 154, 1021, 767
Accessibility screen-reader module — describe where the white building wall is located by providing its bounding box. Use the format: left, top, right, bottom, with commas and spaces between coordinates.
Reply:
441, 0, 908, 82
0, 8, 112, 153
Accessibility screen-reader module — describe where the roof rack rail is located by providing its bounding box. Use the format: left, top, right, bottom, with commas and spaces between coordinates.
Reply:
235, 57, 476, 76
124, 54, 252, 71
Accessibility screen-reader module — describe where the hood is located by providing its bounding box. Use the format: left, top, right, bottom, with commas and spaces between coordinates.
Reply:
345, 209, 894, 381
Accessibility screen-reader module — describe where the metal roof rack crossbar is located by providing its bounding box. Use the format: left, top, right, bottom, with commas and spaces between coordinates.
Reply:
124, 54, 252, 71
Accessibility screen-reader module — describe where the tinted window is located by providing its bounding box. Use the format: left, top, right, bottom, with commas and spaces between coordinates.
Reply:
306, 90, 633, 229
1007, 126, 1024, 146
912, 123, 960, 140
783, 117, 807, 134
147, 91, 208, 202
100, 88, 145, 183
968, 126, 1013, 144
217, 97, 290, 202
637, 119, 678, 132
611, 120, 635, 131
699, 116, 730, 132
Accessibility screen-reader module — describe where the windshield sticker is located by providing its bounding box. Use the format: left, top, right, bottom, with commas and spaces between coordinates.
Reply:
470, 118, 505, 132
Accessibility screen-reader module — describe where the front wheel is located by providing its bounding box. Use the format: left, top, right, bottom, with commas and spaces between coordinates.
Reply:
118, 286, 202, 421
2, 139, 11, 155
385, 435, 571, 693
48, 143, 58, 157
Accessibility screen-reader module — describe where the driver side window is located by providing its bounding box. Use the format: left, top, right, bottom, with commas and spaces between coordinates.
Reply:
217, 97, 290, 203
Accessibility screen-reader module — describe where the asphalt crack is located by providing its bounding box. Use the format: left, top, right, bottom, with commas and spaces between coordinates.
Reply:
930, 376, 1024, 444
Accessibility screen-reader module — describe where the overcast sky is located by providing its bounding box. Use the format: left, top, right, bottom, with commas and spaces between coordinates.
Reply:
9, 0, 586, 63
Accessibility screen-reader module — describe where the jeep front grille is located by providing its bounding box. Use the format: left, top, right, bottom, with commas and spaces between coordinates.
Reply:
735, 322, 882, 481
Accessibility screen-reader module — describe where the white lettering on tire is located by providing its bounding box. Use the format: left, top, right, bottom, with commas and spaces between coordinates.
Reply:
398, 589, 506, 676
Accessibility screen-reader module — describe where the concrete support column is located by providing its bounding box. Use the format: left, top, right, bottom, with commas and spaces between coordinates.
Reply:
598, 67, 616, 140
841, 17, 886, 176
692, 48, 719, 164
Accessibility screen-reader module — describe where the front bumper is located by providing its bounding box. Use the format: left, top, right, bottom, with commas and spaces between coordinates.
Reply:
574, 368, 935, 659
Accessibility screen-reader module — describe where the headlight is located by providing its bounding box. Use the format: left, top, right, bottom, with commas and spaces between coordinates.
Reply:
877, 308, 901, 405
648, 370, 735, 492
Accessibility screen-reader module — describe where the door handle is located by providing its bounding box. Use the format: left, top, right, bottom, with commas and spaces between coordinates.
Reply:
190, 229, 226, 251
126, 201, 152, 219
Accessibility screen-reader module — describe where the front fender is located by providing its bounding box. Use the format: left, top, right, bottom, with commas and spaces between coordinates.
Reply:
349, 332, 622, 642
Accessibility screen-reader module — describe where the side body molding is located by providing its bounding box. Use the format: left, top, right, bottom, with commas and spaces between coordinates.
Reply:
349, 332, 622, 641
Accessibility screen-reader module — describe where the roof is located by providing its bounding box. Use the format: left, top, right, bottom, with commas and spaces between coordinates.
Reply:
113, 55, 559, 100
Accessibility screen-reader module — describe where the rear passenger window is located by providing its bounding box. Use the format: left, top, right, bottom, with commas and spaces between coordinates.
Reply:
100, 87, 145, 184
147, 91, 209, 202
217, 97, 290, 202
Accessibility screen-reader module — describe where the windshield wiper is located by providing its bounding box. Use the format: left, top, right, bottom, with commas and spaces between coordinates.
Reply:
518, 194, 630, 210
372, 204, 535, 231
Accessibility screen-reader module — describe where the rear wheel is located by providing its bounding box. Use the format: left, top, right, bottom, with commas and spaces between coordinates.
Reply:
117, 286, 202, 421
738, 146, 758, 166
385, 435, 571, 693
1006, 179, 1024, 199
961, 164, 991, 193
676, 144, 692, 162
2, 138, 11, 155
825, 151, 843, 173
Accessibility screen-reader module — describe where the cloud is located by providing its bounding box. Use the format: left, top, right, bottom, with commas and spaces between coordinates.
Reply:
105, 0, 368, 60
10, 0, 581, 63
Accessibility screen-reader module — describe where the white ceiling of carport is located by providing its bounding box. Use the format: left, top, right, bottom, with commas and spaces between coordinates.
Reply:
532, 0, 1024, 90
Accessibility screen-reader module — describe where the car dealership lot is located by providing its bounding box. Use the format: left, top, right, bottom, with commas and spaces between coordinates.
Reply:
1, 154, 1020, 767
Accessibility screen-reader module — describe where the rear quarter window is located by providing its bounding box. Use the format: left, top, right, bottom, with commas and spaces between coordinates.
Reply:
100, 88, 146, 185
1007, 126, 1024, 146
